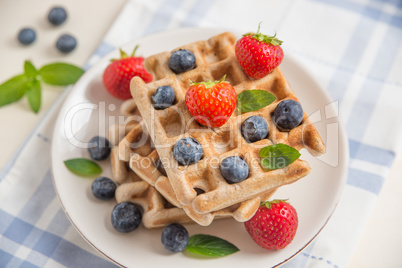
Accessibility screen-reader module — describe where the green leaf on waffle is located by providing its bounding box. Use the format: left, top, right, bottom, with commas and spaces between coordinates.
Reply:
259, 143, 301, 170
186, 234, 239, 257
0, 74, 29, 107
236, 89, 276, 113
64, 158, 102, 177
39, 63, 84, 85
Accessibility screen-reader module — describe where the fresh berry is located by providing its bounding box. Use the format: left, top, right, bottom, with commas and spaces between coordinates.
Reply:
185, 75, 236, 128
220, 156, 249, 184
88, 136, 111, 160
235, 23, 284, 79
56, 34, 77, 53
111, 202, 142, 233
274, 99, 303, 131
152, 85, 175, 110
102, 46, 153, 100
241, 115, 269, 143
244, 200, 298, 250
17, 28, 36, 45
48, 7, 67, 26
173, 137, 203, 166
168, 49, 196, 74
161, 223, 189, 252
92, 177, 116, 200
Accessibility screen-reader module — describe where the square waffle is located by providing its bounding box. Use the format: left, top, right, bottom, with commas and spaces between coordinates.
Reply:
108, 103, 193, 229
119, 121, 276, 225
130, 32, 325, 216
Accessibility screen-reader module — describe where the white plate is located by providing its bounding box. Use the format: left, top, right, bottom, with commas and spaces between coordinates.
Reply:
51, 28, 348, 268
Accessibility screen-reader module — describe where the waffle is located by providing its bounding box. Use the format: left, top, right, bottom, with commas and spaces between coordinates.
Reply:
119, 112, 276, 225
108, 106, 193, 229
130, 32, 324, 216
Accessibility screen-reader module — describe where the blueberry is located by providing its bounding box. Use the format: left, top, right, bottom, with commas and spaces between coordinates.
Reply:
88, 136, 111, 160
92, 177, 116, 200
48, 7, 68, 26
152, 85, 175, 110
168, 49, 196, 74
220, 156, 249, 184
111, 202, 142, 233
17, 28, 36, 45
155, 158, 167, 176
56, 34, 77, 53
274, 99, 303, 131
173, 137, 203, 165
241, 116, 269, 143
161, 223, 189, 252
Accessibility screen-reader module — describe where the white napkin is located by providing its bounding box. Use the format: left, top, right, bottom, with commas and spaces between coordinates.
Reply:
1, 0, 401, 267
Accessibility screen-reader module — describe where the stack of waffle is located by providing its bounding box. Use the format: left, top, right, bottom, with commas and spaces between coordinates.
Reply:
108, 32, 325, 228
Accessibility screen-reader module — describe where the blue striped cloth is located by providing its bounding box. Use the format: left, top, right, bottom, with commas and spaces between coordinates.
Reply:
1, 0, 401, 267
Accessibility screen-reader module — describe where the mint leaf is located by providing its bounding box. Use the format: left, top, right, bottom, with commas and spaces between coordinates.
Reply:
24, 61, 38, 80
186, 234, 239, 257
259, 143, 301, 170
39, 63, 84, 85
64, 158, 102, 177
237, 89, 276, 113
0, 74, 29, 107
26, 80, 41, 113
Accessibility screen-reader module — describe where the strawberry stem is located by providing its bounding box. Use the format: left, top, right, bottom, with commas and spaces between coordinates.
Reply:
131, 45, 139, 57
261, 199, 288, 209
189, 75, 229, 89
244, 22, 283, 46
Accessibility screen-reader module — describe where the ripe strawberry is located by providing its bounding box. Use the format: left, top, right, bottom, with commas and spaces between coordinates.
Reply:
102, 45, 153, 100
244, 200, 298, 250
185, 75, 236, 128
235, 24, 284, 79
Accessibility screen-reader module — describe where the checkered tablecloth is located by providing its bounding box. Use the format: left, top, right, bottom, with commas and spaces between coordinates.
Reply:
1, 0, 402, 267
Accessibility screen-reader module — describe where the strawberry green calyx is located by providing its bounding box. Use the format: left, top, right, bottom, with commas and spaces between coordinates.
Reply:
261, 199, 289, 209
112, 45, 140, 62
189, 75, 229, 89
244, 22, 283, 46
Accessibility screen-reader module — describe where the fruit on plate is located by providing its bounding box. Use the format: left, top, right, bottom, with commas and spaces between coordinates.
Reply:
244, 200, 298, 250
111, 202, 142, 233
168, 49, 196, 74
161, 223, 190, 252
102, 45, 153, 100
235, 24, 284, 79
88, 136, 111, 161
173, 137, 204, 166
274, 99, 304, 131
220, 156, 249, 183
185, 75, 236, 128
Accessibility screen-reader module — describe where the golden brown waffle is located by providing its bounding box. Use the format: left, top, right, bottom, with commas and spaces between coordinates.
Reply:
109, 108, 193, 229
120, 116, 276, 226
130, 32, 324, 215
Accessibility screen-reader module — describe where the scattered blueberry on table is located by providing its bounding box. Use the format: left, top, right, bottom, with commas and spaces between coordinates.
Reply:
17, 28, 36, 45
111, 202, 142, 233
173, 137, 203, 165
91, 177, 116, 200
241, 115, 269, 143
152, 85, 175, 110
48, 7, 68, 26
168, 49, 196, 74
220, 156, 249, 184
88, 136, 111, 160
56, 34, 77, 53
161, 223, 189, 252
274, 99, 304, 131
